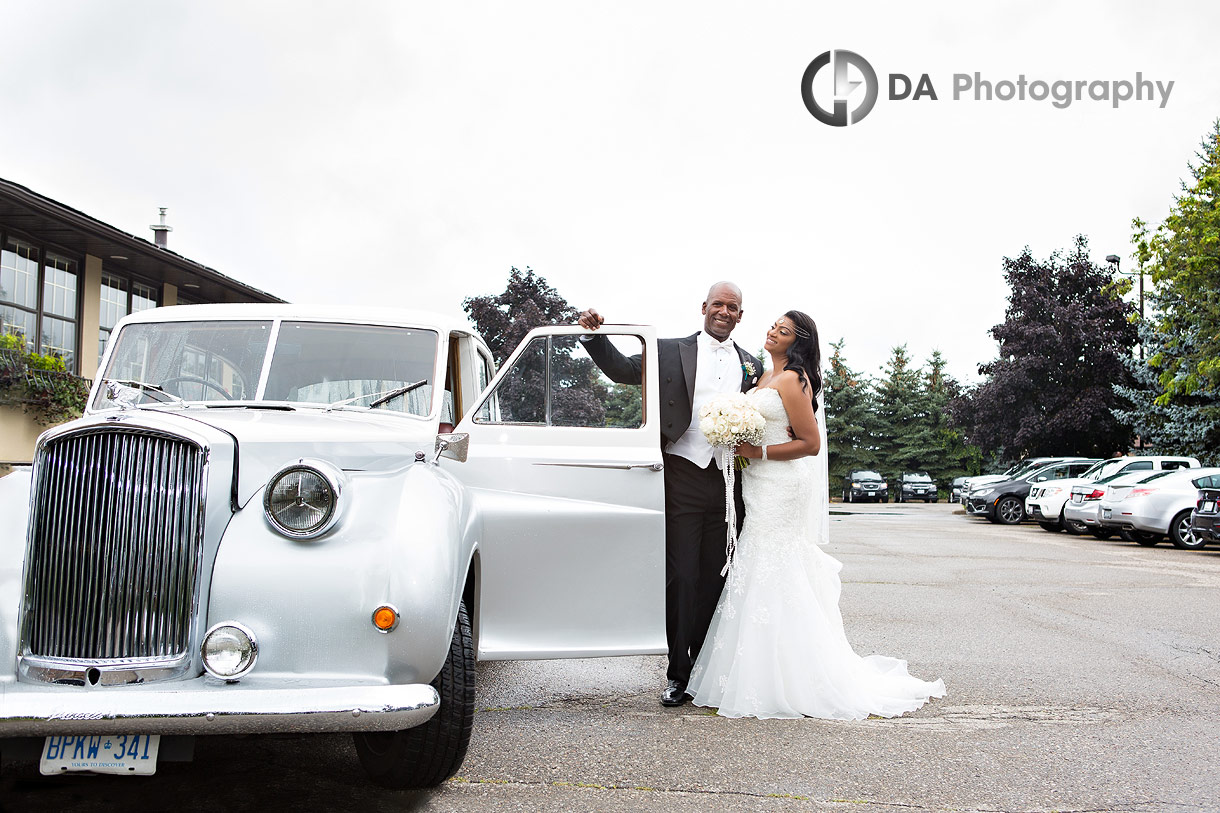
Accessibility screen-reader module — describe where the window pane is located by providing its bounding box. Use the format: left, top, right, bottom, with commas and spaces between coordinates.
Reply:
100, 273, 128, 330
1, 238, 39, 309
40, 316, 76, 372
477, 337, 546, 424
551, 335, 643, 428
98, 327, 112, 366
94, 320, 273, 408
132, 282, 157, 313
265, 322, 439, 415
42, 253, 78, 319
1, 305, 36, 351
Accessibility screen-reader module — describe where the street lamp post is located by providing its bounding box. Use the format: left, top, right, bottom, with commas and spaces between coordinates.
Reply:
1107, 253, 1145, 360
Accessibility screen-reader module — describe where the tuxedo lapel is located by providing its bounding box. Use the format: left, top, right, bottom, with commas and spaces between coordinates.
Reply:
678, 334, 698, 401
734, 343, 761, 392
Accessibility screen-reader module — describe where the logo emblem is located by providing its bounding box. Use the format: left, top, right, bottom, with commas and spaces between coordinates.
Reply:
801, 50, 878, 126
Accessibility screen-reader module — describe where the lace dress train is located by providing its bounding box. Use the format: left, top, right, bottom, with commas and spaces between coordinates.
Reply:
686, 387, 945, 719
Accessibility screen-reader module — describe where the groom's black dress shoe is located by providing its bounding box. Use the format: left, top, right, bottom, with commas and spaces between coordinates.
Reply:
661, 680, 691, 707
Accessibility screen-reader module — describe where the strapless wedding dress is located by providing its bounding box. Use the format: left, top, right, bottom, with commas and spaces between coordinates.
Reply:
686, 387, 946, 719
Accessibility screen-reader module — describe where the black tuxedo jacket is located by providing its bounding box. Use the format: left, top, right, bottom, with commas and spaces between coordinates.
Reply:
583, 332, 762, 449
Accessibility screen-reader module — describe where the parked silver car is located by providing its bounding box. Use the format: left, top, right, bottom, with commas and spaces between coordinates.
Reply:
1063, 458, 1201, 539
1097, 467, 1220, 549
1027, 455, 1199, 534
0, 305, 667, 786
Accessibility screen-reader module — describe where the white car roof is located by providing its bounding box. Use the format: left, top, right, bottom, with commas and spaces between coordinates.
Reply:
114, 303, 482, 338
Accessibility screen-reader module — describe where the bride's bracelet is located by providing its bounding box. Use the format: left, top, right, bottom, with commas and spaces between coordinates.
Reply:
761, 445, 768, 461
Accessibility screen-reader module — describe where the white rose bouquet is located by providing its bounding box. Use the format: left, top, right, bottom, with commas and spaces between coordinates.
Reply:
699, 391, 766, 452
699, 392, 767, 575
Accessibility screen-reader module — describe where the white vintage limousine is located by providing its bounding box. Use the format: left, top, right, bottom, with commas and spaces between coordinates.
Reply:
0, 304, 664, 787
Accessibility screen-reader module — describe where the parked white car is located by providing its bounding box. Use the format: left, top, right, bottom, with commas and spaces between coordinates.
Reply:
1097, 467, 1220, 549
1064, 461, 1196, 539
0, 305, 666, 786
1027, 455, 1199, 534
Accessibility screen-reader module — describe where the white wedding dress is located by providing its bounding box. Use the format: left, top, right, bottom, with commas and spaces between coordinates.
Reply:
687, 387, 946, 719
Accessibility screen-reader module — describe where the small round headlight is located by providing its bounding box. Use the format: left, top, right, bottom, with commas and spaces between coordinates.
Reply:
264, 460, 342, 538
201, 622, 258, 681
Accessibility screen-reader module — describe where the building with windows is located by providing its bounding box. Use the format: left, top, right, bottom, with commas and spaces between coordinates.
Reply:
0, 177, 283, 464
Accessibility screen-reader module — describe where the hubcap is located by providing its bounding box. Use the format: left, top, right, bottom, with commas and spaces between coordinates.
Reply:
1000, 499, 1022, 523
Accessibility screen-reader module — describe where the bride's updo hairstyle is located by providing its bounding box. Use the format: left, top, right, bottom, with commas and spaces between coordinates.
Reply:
782, 310, 822, 405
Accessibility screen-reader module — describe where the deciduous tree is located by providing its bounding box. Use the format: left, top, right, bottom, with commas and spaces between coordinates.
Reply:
953, 236, 1137, 459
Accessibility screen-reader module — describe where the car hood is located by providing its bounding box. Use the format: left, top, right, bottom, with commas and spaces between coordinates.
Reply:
77, 406, 440, 507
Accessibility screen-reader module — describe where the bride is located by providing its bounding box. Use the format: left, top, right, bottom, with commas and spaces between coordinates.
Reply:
686, 310, 946, 719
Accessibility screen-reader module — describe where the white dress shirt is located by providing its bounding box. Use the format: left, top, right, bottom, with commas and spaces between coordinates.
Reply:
667, 331, 742, 468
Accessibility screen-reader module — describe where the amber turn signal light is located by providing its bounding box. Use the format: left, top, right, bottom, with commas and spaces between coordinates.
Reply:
371, 604, 399, 633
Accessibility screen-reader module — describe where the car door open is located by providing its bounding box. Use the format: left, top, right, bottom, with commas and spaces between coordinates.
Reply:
455, 325, 665, 659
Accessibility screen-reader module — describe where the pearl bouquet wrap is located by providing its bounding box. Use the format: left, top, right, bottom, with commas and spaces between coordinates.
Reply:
699, 392, 767, 575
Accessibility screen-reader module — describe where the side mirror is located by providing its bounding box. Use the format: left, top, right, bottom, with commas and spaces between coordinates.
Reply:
434, 432, 469, 464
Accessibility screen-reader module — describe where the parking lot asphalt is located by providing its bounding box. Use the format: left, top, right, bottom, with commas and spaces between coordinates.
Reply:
5, 503, 1219, 812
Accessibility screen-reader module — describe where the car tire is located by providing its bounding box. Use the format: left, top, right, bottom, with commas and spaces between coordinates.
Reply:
931, 498, 938, 503
994, 496, 1025, 525
354, 600, 475, 788
1169, 509, 1206, 550
1038, 521, 1061, 533
1120, 528, 1160, 547
1062, 509, 1088, 535
1090, 527, 1115, 540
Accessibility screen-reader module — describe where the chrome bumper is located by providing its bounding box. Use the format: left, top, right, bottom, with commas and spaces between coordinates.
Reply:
0, 680, 439, 736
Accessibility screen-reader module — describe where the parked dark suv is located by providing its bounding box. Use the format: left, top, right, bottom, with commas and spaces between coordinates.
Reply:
1190, 473, 1220, 548
894, 472, 938, 503
843, 470, 888, 503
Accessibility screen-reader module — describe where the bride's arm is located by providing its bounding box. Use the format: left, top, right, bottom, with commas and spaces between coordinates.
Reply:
737, 370, 821, 461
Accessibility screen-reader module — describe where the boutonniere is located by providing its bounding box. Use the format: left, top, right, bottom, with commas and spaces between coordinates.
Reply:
742, 361, 756, 378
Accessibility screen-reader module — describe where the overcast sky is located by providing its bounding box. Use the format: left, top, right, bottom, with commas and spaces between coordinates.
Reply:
3, 1, 1217, 383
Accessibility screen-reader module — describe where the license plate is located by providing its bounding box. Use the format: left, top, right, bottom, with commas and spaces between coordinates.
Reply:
1101, 508, 1112, 519
1071, 494, 1082, 504
41, 734, 160, 776
1204, 501, 1217, 513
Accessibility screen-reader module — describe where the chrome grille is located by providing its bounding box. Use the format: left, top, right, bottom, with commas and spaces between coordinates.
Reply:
22, 427, 206, 662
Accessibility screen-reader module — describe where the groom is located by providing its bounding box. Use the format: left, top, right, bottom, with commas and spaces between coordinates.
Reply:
577, 282, 759, 706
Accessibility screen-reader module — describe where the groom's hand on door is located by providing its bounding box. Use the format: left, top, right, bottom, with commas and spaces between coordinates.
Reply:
578, 308, 605, 331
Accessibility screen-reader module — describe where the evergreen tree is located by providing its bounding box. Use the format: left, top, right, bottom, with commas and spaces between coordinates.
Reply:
1116, 121, 1220, 461
919, 350, 984, 485
873, 344, 924, 475
953, 236, 1137, 459
1112, 320, 1218, 464
823, 340, 879, 490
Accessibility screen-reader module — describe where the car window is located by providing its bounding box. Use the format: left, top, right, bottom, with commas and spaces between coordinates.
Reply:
852, 471, 882, 480
1067, 462, 1095, 477
1161, 460, 1190, 470
94, 320, 272, 409
476, 334, 645, 428
264, 322, 439, 415
1194, 474, 1220, 489
1118, 460, 1154, 473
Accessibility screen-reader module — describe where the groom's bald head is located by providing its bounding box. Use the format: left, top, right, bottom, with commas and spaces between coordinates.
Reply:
702, 281, 743, 341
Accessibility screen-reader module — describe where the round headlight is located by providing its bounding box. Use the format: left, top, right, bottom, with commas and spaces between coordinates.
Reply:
201, 622, 258, 681
264, 460, 342, 538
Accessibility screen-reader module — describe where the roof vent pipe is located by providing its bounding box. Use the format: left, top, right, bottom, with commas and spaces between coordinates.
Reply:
150, 207, 173, 248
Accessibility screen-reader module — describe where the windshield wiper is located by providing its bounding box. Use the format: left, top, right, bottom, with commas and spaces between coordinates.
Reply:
329, 380, 428, 409
105, 379, 184, 406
